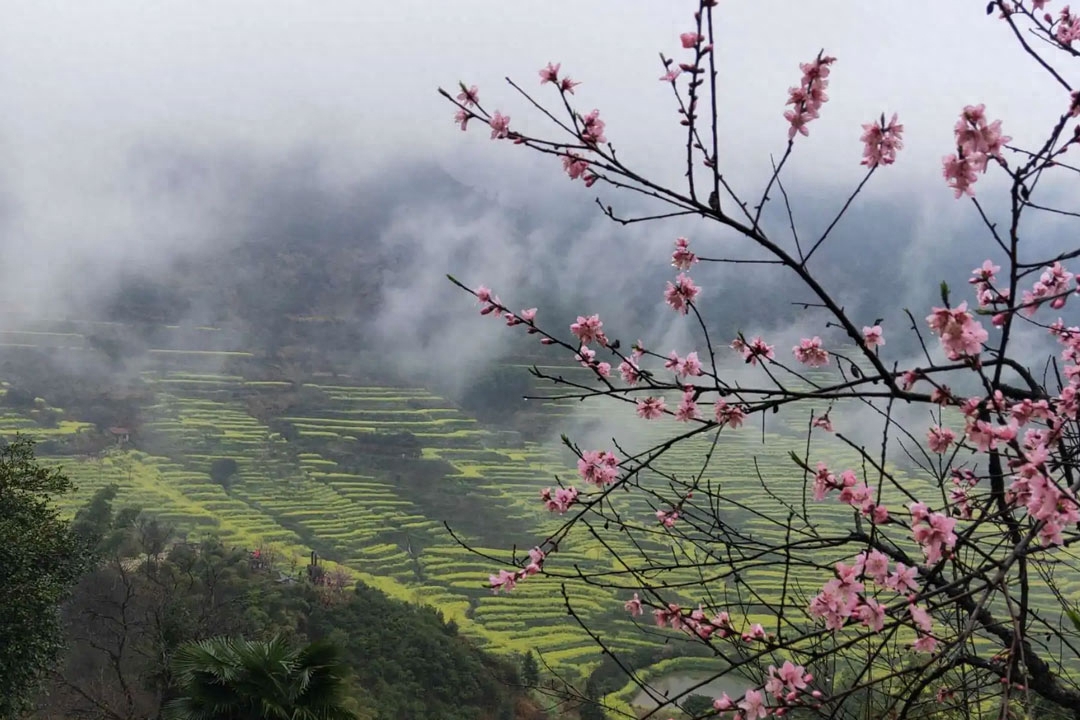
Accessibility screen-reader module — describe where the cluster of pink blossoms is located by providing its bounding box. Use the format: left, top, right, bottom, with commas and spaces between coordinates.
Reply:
561, 152, 597, 186
925, 302, 989, 360
579, 109, 607, 146
714, 399, 748, 428
812, 463, 889, 523
942, 104, 1010, 198
474, 286, 541, 336
665, 273, 701, 314
453, 84, 480, 131
577, 449, 619, 486
488, 546, 546, 593
732, 336, 775, 365
1053, 4, 1080, 45
793, 337, 829, 367
712, 661, 819, 720
710, 670, 814, 717
969, 259, 1011, 324
538, 61, 580, 94
809, 555, 933, 652
675, 387, 701, 422
665, 350, 702, 379
636, 396, 666, 419
784, 53, 836, 140
540, 486, 578, 514
909, 502, 958, 564
570, 313, 607, 346
671, 237, 698, 271
665, 237, 701, 314
859, 113, 905, 168
569, 314, 614, 377
630, 594, 819, 717
996, 347, 1080, 545
1021, 261, 1074, 315
927, 425, 956, 454
647, 600, 769, 645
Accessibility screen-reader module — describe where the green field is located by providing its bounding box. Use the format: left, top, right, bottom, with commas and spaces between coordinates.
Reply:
3, 337, 1071, 707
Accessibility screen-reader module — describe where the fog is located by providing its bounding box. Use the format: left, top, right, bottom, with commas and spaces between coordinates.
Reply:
0, 1, 1076, 443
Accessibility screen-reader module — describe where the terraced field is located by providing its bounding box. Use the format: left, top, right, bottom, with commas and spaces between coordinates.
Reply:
0, 369, 665, 672
4, 339, 1072, 705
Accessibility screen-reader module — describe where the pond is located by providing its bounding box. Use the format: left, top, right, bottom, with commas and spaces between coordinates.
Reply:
630, 671, 750, 712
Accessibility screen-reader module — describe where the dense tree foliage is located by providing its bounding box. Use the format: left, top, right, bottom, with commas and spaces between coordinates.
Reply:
165, 636, 355, 720
0, 438, 88, 719
35, 491, 542, 720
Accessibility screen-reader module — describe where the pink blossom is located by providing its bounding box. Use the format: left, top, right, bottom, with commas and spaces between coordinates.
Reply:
656, 508, 680, 527
524, 547, 546, 576
618, 360, 641, 386
489, 111, 511, 140
457, 84, 479, 107
489, 569, 518, 593
540, 486, 578, 513
812, 463, 837, 501
909, 603, 933, 633
505, 307, 538, 328
713, 694, 734, 711
671, 237, 699, 271
910, 504, 957, 565
859, 113, 905, 168
675, 387, 701, 422
570, 314, 607, 346
942, 154, 979, 198
559, 77, 581, 94
913, 634, 939, 654
857, 598, 886, 632
739, 689, 768, 719
813, 413, 833, 432
636, 396, 666, 419
659, 67, 682, 82
454, 109, 470, 131
735, 336, 775, 365
926, 303, 988, 360
680, 32, 704, 48
539, 62, 560, 85
577, 450, 619, 486
714, 400, 747, 429
562, 153, 590, 182
665, 273, 700, 314
624, 592, 643, 616
1022, 262, 1074, 315
862, 549, 891, 584
580, 109, 607, 146
784, 54, 836, 139
863, 325, 885, 349
666, 350, 703, 379
943, 105, 1010, 197
955, 104, 1010, 163
927, 426, 956, 454
793, 337, 830, 367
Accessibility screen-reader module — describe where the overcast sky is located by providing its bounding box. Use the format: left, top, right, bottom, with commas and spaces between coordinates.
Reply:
0, 1, 1073, 324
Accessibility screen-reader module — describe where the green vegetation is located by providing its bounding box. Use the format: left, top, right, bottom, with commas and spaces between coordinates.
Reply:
37, 490, 542, 720
165, 636, 355, 720
0, 439, 88, 719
